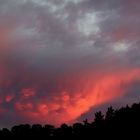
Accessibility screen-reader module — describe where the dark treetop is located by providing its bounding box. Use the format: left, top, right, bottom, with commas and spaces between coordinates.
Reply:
1, 102, 140, 139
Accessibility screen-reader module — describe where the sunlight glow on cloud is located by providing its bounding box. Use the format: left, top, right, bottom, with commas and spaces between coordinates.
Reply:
12, 69, 140, 125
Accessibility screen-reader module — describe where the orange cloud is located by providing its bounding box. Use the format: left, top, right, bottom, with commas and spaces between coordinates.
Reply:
14, 68, 140, 125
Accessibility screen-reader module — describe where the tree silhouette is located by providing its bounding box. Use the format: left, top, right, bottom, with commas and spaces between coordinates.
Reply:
94, 111, 104, 123
0, 102, 140, 139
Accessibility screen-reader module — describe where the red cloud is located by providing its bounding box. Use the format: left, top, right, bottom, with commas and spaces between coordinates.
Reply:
13, 68, 140, 125
20, 88, 36, 99
5, 94, 14, 102
15, 102, 33, 111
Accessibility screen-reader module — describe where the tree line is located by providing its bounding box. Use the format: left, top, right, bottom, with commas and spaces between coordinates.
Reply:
1, 102, 140, 139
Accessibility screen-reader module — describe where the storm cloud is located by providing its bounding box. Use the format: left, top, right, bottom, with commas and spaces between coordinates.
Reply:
0, 0, 140, 127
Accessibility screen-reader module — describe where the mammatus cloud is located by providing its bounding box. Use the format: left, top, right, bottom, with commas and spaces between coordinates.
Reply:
13, 69, 140, 125
0, 0, 140, 126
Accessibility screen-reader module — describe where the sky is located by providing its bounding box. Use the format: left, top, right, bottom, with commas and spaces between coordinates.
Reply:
0, 0, 140, 127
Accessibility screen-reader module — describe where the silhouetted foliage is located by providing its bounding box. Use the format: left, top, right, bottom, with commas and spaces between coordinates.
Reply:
1, 102, 140, 139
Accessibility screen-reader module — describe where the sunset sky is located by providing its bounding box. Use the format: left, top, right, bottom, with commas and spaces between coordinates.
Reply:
0, 0, 140, 127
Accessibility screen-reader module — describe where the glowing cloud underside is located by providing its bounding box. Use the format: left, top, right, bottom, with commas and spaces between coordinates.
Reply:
13, 69, 140, 125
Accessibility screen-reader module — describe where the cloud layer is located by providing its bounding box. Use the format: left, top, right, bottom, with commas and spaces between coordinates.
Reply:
0, 0, 140, 126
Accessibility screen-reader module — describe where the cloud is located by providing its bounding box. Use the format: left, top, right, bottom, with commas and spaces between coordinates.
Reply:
0, 0, 140, 126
